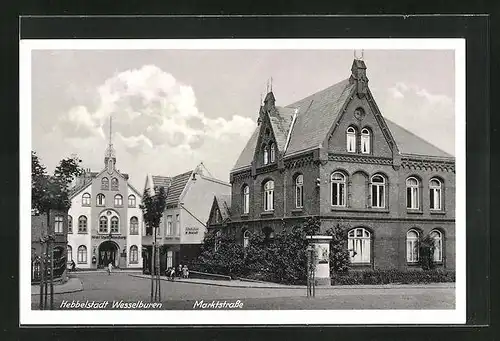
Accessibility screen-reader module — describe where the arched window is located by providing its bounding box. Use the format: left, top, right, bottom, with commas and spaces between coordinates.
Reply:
242, 185, 250, 214
243, 230, 251, 248
406, 229, 419, 263
263, 180, 274, 211
99, 216, 108, 233
270, 142, 276, 163
429, 178, 442, 210
406, 177, 420, 209
96, 193, 105, 206
110, 216, 119, 233
114, 194, 123, 207
129, 245, 139, 264
295, 174, 304, 208
346, 126, 356, 153
68, 215, 73, 234
82, 193, 91, 206
263, 145, 269, 165
78, 215, 87, 233
331, 172, 346, 207
215, 231, 222, 252
348, 228, 371, 264
77, 245, 87, 263
128, 194, 136, 207
67, 245, 73, 262
130, 217, 139, 235
54, 215, 64, 234
111, 178, 119, 190
101, 177, 109, 190
430, 230, 443, 262
361, 128, 371, 154
371, 175, 386, 208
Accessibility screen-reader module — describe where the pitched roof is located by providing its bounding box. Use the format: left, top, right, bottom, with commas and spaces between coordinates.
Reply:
215, 194, 232, 221
151, 175, 172, 189
165, 171, 192, 206
268, 106, 296, 152
231, 75, 453, 172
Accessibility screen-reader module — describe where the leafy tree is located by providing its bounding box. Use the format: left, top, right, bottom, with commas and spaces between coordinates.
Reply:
419, 234, 437, 270
325, 222, 351, 274
140, 186, 167, 236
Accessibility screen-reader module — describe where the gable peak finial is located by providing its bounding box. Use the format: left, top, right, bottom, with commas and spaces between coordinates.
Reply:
270, 76, 273, 92
354, 49, 364, 60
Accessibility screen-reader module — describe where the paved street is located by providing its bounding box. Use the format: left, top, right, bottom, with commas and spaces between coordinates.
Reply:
32, 272, 455, 310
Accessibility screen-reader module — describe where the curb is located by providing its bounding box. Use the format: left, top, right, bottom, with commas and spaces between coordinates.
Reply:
128, 274, 456, 290
31, 278, 84, 295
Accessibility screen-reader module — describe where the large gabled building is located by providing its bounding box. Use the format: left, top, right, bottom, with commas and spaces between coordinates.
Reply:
208, 58, 455, 270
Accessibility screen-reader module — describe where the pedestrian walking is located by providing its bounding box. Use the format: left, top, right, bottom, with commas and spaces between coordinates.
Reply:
182, 265, 189, 279
177, 264, 182, 278
107, 261, 113, 275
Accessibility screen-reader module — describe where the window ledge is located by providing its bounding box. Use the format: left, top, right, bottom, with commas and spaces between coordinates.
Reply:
77, 232, 88, 234
82, 204, 91, 207
291, 208, 303, 213
406, 209, 423, 214
430, 211, 446, 215
240, 213, 249, 218
260, 211, 275, 217
114, 205, 124, 208
331, 207, 389, 213
406, 262, 420, 267
77, 262, 87, 264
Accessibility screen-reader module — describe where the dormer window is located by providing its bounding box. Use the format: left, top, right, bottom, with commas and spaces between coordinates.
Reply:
263, 145, 269, 165
361, 128, 371, 154
270, 142, 276, 163
346, 127, 356, 153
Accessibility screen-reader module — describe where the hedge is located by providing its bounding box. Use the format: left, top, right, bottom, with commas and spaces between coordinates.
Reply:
331, 269, 455, 285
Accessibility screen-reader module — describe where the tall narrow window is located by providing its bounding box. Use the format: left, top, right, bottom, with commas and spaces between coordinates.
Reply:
348, 228, 371, 264
128, 194, 136, 207
406, 229, 419, 263
371, 175, 386, 208
114, 194, 123, 207
54, 215, 64, 233
295, 174, 304, 208
346, 127, 356, 153
129, 245, 139, 264
82, 193, 91, 206
242, 185, 250, 214
331, 172, 346, 207
96, 193, 105, 206
175, 214, 180, 236
99, 216, 108, 233
101, 177, 109, 190
110, 216, 119, 233
263, 145, 269, 165
166, 215, 173, 236
243, 230, 251, 248
111, 178, 119, 190
215, 231, 222, 252
129, 217, 139, 235
430, 230, 443, 262
67, 245, 72, 262
406, 177, 420, 209
361, 128, 371, 154
429, 178, 442, 210
78, 215, 87, 233
263, 180, 274, 211
77, 245, 87, 263
68, 215, 73, 234
270, 142, 276, 163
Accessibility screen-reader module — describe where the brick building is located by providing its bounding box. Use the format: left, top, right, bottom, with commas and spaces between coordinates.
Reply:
208, 58, 455, 270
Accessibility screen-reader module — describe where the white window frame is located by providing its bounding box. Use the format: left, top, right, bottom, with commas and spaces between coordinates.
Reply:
331, 172, 346, 207
114, 194, 123, 207
346, 127, 356, 153
243, 185, 250, 214
68, 215, 72, 234
263, 145, 269, 165
361, 128, 371, 154
243, 230, 251, 248
270, 142, 276, 163
67, 245, 72, 262
430, 230, 443, 262
406, 229, 419, 263
101, 177, 109, 190
78, 215, 87, 233
371, 175, 386, 208
348, 228, 371, 264
82, 193, 91, 206
129, 245, 139, 264
175, 214, 180, 236
77, 245, 87, 263
54, 215, 64, 234
99, 216, 108, 234
263, 180, 274, 211
166, 215, 173, 236
97, 193, 105, 206
128, 195, 136, 208
295, 174, 304, 208
130, 217, 139, 235
110, 216, 119, 233
429, 178, 442, 210
406, 177, 420, 209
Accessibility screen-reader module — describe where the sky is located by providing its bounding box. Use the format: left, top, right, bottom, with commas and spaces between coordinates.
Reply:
31, 49, 455, 190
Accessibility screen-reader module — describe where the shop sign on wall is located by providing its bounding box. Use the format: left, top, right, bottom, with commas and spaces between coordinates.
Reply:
185, 227, 199, 235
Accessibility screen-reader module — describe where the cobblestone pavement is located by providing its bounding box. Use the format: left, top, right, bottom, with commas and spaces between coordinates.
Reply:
31, 272, 455, 310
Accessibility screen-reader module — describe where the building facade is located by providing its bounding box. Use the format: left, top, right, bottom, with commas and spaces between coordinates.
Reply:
209, 59, 456, 271
66, 139, 143, 270
142, 163, 231, 274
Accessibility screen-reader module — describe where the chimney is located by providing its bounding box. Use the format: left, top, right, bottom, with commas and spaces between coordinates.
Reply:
350, 58, 369, 97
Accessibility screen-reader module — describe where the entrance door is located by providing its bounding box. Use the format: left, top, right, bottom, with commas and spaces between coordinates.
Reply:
167, 251, 173, 269
98, 241, 118, 268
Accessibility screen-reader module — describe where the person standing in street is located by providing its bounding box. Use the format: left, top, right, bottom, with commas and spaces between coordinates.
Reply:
107, 261, 113, 275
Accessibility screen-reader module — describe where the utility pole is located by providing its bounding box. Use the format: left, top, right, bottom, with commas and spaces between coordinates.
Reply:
150, 240, 154, 302
50, 235, 54, 310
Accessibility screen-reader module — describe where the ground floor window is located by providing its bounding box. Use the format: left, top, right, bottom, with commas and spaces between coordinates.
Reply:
67, 245, 72, 262
430, 230, 443, 262
77, 245, 87, 263
348, 228, 371, 264
129, 245, 138, 264
406, 229, 419, 263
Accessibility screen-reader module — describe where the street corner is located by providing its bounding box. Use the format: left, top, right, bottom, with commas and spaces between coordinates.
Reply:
31, 277, 84, 295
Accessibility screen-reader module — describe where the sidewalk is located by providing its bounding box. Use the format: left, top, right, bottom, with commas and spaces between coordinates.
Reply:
128, 274, 455, 290
71, 269, 143, 274
31, 277, 83, 295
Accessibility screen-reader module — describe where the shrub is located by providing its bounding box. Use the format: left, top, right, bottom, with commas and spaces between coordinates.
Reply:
325, 222, 351, 274
419, 234, 437, 270
331, 269, 455, 285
